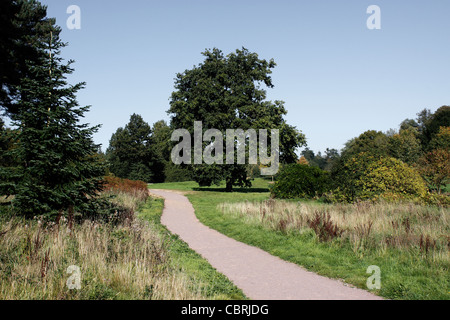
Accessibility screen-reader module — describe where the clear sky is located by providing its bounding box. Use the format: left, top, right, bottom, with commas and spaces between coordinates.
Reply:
40, 0, 450, 154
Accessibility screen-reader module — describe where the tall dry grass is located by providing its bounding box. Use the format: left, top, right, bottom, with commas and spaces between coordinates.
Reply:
0, 216, 204, 300
218, 200, 450, 263
0, 186, 206, 300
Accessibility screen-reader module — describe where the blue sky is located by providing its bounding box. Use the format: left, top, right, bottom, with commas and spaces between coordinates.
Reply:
40, 0, 450, 154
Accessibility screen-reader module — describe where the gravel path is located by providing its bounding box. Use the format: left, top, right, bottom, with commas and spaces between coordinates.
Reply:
150, 189, 383, 300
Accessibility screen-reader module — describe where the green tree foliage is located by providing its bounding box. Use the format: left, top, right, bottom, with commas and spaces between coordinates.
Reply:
400, 119, 420, 132
329, 153, 427, 203
416, 109, 433, 134
106, 114, 154, 182
330, 152, 376, 202
429, 126, 450, 150
330, 130, 390, 190
279, 122, 305, 164
163, 161, 193, 183
150, 120, 172, 183
301, 147, 340, 171
408, 107, 450, 149
422, 106, 450, 148
417, 148, 450, 194
387, 128, 422, 165
341, 130, 390, 160
0, 0, 50, 114
150, 120, 193, 183
301, 148, 326, 169
106, 117, 195, 183
271, 164, 331, 199
168, 48, 306, 191
1, 11, 105, 217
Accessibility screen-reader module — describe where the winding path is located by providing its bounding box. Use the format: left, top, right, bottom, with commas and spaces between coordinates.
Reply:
150, 189, 383, 300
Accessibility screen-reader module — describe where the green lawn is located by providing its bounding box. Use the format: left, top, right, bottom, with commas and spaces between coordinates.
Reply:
150, 180, 450, 300
149, 178, 272, 193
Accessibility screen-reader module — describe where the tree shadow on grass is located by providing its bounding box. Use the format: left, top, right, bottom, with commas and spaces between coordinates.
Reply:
192, 187, 270, 193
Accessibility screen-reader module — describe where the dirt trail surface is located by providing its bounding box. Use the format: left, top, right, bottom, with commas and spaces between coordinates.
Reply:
150, 189, 383, 300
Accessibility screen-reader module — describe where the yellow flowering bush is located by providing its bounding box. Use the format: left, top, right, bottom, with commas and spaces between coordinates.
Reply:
329, 153, 428, 203
360, 157, 428, 201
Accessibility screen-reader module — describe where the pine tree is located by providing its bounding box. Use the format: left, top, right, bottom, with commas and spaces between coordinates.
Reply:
3, 8, 105, 218
0, 0, 50, 114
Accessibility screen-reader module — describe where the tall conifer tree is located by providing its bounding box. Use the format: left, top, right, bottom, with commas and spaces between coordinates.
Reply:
1, 1, 104, 218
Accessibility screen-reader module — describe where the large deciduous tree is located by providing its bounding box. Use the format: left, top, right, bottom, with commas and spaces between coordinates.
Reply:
409, 107, 450, 150
168, 48, 305, 191
417, 149, 450, 194
423, 106, 450, 148
417, 126, 450, 194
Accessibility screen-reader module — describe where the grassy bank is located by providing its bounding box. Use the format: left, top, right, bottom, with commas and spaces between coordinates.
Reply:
150, 180, 449, 300
0, 190, 245, 300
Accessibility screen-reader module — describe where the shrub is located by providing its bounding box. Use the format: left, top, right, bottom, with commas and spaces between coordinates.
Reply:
163, 162, 193, 183
361, 157, 428, 200
330, 152, 378, 202
103, 176, 148, 196
421, 193, 450, 207
92, 176, 150, 223
329, 153, 428, 203
271, 164, 331, 199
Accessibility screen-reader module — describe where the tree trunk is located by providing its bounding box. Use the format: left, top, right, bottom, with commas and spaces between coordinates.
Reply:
225, 180, 233, 193
68, 206, 74, 233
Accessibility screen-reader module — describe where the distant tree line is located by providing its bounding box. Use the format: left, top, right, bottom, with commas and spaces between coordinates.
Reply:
105, 115, 193, 184
273, 106, 449, 203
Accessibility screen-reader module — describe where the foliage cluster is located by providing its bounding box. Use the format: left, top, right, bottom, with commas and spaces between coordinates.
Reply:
271, 164, 330, 199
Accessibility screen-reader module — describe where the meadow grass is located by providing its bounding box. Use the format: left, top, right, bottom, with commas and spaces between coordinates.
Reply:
0, 190, 246, 300
151, 180, 449, 300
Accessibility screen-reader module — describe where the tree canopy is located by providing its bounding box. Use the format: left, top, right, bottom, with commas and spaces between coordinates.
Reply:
168, 47, 305, 191
106, 114, 154, 182
0, 0, 52, 115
